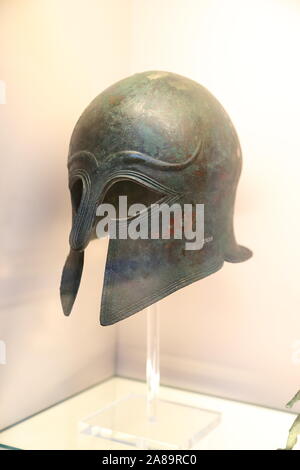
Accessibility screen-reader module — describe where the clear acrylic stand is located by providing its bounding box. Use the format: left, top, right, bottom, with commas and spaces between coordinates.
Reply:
79, 303, 221, 449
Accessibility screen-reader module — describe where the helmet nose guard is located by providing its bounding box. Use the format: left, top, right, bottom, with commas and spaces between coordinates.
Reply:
60, 151, 103, 316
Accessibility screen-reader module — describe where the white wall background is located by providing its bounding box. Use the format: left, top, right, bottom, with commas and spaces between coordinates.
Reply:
0, 0, 132, 430
1, 0, 300, 431
117, 0, 300, 411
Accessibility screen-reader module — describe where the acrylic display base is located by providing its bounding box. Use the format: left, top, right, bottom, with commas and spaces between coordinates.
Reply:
79, 304, 221, 449
79, 393, 221, 450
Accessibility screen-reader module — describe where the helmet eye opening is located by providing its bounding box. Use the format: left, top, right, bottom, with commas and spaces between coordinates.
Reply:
71, 178, 83, 212
102, 180, 164, 213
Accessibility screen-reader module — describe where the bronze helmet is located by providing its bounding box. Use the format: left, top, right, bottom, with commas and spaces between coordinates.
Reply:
60, 71, 252, 325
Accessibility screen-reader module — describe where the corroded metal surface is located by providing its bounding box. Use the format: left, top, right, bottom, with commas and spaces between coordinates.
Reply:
283, 390, 300, 450
60, 71, 252, 325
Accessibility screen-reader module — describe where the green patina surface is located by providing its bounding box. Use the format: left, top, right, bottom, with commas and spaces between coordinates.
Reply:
61, 71, 252, 326
284, 390, 300, 450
